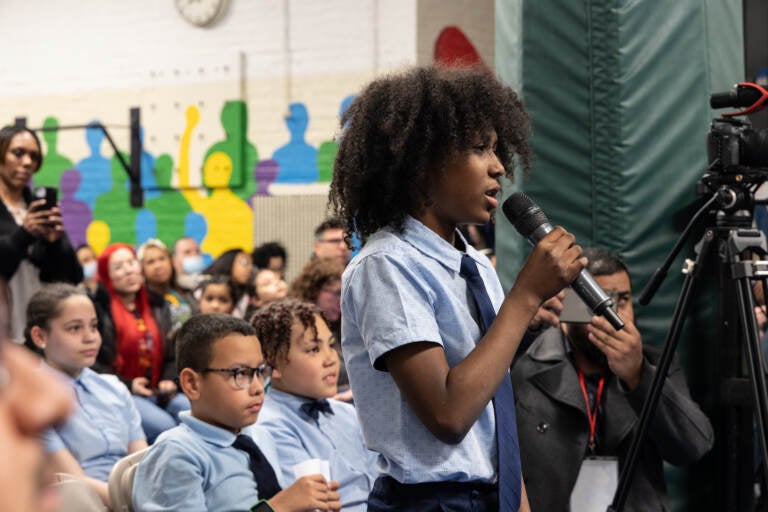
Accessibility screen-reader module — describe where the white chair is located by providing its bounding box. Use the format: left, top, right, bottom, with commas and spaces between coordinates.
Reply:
107, 447, 150, 512
52, 473, 107, 512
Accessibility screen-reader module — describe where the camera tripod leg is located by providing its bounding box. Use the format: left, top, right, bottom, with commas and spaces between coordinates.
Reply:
608, 231, 714, 512
735, 275, 768, 503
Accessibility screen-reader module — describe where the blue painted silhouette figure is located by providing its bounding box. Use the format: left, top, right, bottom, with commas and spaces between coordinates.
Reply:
273, 102, 318, 183
135, 209, 158, 246
75, 120, 111, 209
184, 212, 213, 267
137, 127, 160, 199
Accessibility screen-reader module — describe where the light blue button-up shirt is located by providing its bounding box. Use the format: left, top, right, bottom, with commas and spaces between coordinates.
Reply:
41, 366, 145, 481
341, 216, 504, 484
252, 388, 377, 511
132, 412, 285, 512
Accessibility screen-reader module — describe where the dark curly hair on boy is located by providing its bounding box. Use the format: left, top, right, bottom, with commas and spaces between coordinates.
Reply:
249, 298, 322, 367
329, 65, 531, 240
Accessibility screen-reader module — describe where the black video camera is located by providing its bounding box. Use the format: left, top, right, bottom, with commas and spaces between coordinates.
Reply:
708, 117, 768, 173
707, 82, 768, 174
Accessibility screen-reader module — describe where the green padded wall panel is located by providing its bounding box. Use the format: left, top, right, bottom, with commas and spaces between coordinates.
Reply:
495, 0, 743, 509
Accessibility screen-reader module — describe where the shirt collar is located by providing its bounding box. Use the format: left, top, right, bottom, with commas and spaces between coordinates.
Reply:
267, 387, 331, 411
396, 216, 490, 274
179, 410, 238, 448
41, 360, 91, 391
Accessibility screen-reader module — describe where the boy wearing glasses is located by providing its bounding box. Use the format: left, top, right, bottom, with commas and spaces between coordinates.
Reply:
132, 313, 341, 512
248, 299, 377, 511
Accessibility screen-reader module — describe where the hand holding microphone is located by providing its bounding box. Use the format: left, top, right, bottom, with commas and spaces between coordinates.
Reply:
503, 192, 625, 331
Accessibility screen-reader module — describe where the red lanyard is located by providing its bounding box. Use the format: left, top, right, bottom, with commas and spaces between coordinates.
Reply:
578, 370, 605, 453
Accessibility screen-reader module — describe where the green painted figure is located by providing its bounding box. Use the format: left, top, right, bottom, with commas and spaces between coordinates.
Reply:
144, 153, 193, 247
34, 117, 74, 187
202, 100, 258, 203
92, 151, 139, 246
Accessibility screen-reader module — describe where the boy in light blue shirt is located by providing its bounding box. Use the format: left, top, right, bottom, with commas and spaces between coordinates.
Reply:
132, 313, 341, 512
248, 299, 377, 512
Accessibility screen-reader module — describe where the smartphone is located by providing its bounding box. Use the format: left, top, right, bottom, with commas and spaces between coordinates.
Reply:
559, 288, 594, 323
32, 186, 58, 210
560, 288, 619, 323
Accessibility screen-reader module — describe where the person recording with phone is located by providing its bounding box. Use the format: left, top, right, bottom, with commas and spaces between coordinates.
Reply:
0, 125, 82, 342
511, 246, 714, 511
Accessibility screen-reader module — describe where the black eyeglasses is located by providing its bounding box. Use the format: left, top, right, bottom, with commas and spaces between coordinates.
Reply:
201, 364, 272, 389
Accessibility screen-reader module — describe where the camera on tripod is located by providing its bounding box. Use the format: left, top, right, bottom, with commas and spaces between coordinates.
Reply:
696, 82, 768, 216
708, 117, 768, 172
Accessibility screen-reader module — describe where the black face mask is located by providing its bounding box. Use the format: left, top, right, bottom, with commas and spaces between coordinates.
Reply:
564, 324, 608, 370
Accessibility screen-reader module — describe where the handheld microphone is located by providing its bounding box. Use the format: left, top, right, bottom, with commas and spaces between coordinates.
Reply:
502, 192, 624, 330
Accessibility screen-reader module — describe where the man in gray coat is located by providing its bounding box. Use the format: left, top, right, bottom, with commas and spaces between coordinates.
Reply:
512, 247, 714, 511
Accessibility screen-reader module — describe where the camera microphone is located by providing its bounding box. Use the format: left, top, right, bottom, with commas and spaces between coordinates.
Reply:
502, 192, 624, 330
710, 82, 768, 112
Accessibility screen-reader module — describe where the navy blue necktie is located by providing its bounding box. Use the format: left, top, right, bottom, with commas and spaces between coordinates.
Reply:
233, 434, 282, 500
460, 253, 522, 511
300, 399, 334, 421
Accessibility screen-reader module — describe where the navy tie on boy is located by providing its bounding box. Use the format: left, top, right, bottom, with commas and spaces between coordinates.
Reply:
233, 434, 282, 500
460, 253, 522, 511
300, 399, 334, 421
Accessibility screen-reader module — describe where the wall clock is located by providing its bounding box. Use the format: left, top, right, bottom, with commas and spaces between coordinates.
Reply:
175, 0, 228, 27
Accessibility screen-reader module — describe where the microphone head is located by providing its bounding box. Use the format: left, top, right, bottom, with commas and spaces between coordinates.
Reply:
502, 192, 550, 238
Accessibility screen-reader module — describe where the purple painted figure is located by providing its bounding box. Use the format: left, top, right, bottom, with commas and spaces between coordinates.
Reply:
58, 169, 93, 247
250, 159, 280, 204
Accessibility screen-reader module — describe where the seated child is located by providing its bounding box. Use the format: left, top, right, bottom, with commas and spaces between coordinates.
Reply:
132, 313, 342, 511
25, 283, 147, 509
244, 269, 289, 321
196, 275, 236, 315
248, 299, 377, 511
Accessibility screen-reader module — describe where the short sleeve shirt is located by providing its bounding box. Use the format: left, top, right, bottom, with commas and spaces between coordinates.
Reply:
341, 216, 504, 484
41, 366, 145, 481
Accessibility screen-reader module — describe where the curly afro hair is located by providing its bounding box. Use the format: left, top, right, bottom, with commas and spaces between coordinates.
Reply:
249, 298, 321, 367
329, 64, 531, 240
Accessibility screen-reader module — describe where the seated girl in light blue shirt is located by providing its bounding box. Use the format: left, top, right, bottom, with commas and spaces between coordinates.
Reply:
248, 299, 377, 511
25, 283, 147, 509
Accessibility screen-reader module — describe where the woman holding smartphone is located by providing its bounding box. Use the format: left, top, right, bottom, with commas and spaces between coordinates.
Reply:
0, 125, 82, 342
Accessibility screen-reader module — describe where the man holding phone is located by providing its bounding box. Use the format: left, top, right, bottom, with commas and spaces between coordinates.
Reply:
512, 247, 714, 511
0, 126, 82, 342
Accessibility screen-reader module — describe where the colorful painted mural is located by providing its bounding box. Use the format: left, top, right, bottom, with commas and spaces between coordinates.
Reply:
24, 22, 486, 260
35, 95, 352, 258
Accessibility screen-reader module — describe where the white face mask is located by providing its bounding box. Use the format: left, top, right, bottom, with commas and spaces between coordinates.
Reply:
181, 255, 204, 275
82, 261, 97, 280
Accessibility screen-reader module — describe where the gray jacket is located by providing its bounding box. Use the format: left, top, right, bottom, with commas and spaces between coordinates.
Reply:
511, 328, 714, 511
